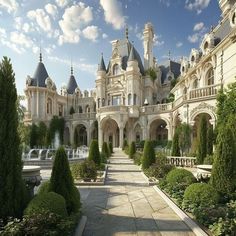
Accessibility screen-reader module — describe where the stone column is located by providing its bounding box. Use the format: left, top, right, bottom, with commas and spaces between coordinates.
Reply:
87, 126, 91, 147
70, 125, 74, 146
98, 126, 103, 148
166, 125, 172, 140
119, 126, 124, 148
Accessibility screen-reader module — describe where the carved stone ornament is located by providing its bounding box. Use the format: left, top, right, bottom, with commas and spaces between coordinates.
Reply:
190, 102, 216, 116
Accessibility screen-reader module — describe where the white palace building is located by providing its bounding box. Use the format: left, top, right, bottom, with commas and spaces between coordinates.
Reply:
24, 0, 236, 148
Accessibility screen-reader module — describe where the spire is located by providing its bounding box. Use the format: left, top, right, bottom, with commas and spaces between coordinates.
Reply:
168, 50, 171, 61
98, 53, 106, 71
39, 46, 42, 63
125, 25, 129, 39
128, 44, 135, 62
71, 60, 73, 75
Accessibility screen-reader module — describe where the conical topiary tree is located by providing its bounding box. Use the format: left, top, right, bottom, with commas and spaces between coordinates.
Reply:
109, 142, 113, 154
122, 139, 128, 150
0, 57, 28, 221
129, 141, 136, 159
142, 140, 156, 169
207, 125, 214, 155
102, 142, 109, 158
49, 146, 81, 214
211, 123, 236, 195
171, 129, 180, 156
30, 123, 38, 148
88, 140, 101, 166
197, 115, 207, 164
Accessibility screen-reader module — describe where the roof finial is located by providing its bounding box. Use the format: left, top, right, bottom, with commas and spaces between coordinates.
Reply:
39, 46, 42, 63
71, 59, 73, 75
125, 25, 128, 39
168, 50, 171, 61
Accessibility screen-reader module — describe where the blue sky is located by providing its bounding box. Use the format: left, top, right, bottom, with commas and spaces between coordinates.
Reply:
0, 0, 221, 96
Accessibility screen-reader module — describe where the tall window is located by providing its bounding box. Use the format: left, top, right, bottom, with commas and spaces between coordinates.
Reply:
113, 64, 120, 75
133, 94, 137, 105
128, 94, 131, 105
206, 68, 214, 85
58, 104, 63, 116
112, 95, 121, 106
192, 79, 198, 89
47, 98, 52, 114
97, 98, 100, 108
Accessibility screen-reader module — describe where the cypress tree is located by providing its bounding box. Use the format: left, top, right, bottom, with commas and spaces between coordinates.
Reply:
102, 142, 109, 158
29, 123, 38, 148
38, 121, 47, 147
197, 115, 207, 164
88, 140, 101, 166
109, 142, 113, 154
49, 146, 81, 214
129, 141, 136, 159
207, 125, 214, 155
0, 57, 28, 220
122, 139, 128, 150
171, 129, 180, 156
142, 140, 156, 169
211, 124, 236, 194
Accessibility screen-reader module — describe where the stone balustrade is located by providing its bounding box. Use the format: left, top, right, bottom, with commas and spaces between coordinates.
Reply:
140, 103, 173, 114
189, 84, 220, 100
72, 112, 96, 119
98, 105, 128, 113
167, 156, 196, 167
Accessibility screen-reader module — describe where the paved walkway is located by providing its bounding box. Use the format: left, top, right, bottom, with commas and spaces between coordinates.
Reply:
79, 149, 195, 236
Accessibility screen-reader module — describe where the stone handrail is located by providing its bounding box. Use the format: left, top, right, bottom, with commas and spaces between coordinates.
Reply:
167, 156, 196, 167
72, 112, 96, 119
98, 105, 128, 113
189, 84, 220, 100
140, 103, 173, 114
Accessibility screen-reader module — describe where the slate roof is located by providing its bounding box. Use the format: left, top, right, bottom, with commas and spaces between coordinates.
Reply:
30, 62, 49, 87
160, 60, 181, 84
67, 74, 78, 94
98, 54, 106, 71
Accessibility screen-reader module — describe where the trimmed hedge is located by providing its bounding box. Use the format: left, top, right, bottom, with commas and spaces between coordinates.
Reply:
109, 142, 113, 154
24, 192, 68, 217
37, 181, 50, 195
129, 141, 136, 159
182, 183, 219, 212
88, 140, 101, 166
102, 142, 109, 158
122, 139, 128, 150
142, 140, 155, 169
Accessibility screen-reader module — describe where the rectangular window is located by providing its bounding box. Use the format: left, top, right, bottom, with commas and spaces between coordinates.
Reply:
112, 95, 121, 106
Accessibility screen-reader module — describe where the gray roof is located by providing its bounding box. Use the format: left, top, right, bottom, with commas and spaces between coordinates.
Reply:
107, 39, 145, 75
98, 55, 106, 71
67, 74, 78, 94
160, 60, 180, 84
213, 18, 232, 45
128, 44, 135, 62
30, 62, 49, 87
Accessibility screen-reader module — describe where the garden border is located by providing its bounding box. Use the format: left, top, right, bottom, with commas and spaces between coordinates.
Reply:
153, 185, 208, 236
74, 215, 87, 236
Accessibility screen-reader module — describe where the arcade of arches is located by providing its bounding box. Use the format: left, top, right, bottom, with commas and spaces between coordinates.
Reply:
149, 119, 169, 144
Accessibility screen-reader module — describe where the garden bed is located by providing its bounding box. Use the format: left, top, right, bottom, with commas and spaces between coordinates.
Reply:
74, 215, 87, 236
141, 171, 159, 186
74, 165, 108, 186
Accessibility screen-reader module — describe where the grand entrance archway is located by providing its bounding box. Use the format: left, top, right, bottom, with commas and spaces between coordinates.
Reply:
74, 124, 87, 147
149, 119, 168, 145
192, 113, 212, 138
101, 118, 120, 147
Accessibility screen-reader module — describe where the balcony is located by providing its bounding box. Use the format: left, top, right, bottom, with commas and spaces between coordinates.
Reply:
71, 112, 96, 120
189, 84, 221, 100
98, 105, 128, 113
140, 103, 173, 114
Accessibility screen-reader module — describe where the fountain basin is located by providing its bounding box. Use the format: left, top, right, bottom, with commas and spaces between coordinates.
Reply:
196, 165, 212, 180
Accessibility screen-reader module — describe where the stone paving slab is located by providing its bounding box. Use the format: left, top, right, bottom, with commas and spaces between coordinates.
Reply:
79, 149, 195, 236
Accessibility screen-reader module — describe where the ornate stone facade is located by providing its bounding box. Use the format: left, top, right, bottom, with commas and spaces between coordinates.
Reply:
24, 0, 236, 148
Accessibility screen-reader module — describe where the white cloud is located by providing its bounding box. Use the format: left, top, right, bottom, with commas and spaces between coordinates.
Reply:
55, 0, 69, 8
0, 0, 18, 14
10, 31, 33, 48
45, 4, 58, 18
188, 33, 199, 43
0, 26, 6, 37
153, 34, 164, 47
82, 25, 99, 42
176, 42, 183, 48
22, 23, 30, 33
102, 33, 108, 39
159, 0, 170, 7
58, 3, 93, 45
185, 0, 210, 14
48, 55, 97, 74
100, 0, 126, 30
193, 22, 204, 31
27, 9, 52, 32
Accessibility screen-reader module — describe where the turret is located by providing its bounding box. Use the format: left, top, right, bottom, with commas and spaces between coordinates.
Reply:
219, 0, 236, 17
143, 22, 154, 70
66, 65, 78, 94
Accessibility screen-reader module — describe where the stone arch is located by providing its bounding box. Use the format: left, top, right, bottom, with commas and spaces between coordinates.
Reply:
74, 124, 88, 147
134, 123, 142, 142
85, 104, 90, 113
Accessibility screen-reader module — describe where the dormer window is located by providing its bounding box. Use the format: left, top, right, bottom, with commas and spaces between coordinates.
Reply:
230, 10, 236, 27
204, 41, 209, 50
182, 66, 185, 73
113, 64, 120, 75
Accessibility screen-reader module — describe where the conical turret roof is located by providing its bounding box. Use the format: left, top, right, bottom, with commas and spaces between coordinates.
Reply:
98, 54, 106, 71
66, 66, 78, 94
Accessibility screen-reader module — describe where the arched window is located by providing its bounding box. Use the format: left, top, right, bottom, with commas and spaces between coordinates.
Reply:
47, 98, 52, 114
192, 79, 198, 89
206, 68, 214, 85
102, 98, 105, 107
78, 106, 83, 113
128, 94, 131, 105
133, 94, 137, 105
113, 64, 120, 75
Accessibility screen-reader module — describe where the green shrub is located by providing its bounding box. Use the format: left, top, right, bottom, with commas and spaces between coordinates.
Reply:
78, 160, 97, 180
133, 152, 142, 165
203, 155, 214, 165
37, 181, 50, 195
145, 164, 175, 179
129, 141, 136, 159
122, 139, 128, 150
100, 152, 107, 164
88, 140, 101, 166
50, 146, 81, 214
24, 192, 68, 217
102, 142, 109, 158
182, 183, 219, 213
142, 140, 155, 169
1, 210, 81, 236
124, 146, 129, 155
71, 163, 81, 180
109, 142, 113, 154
